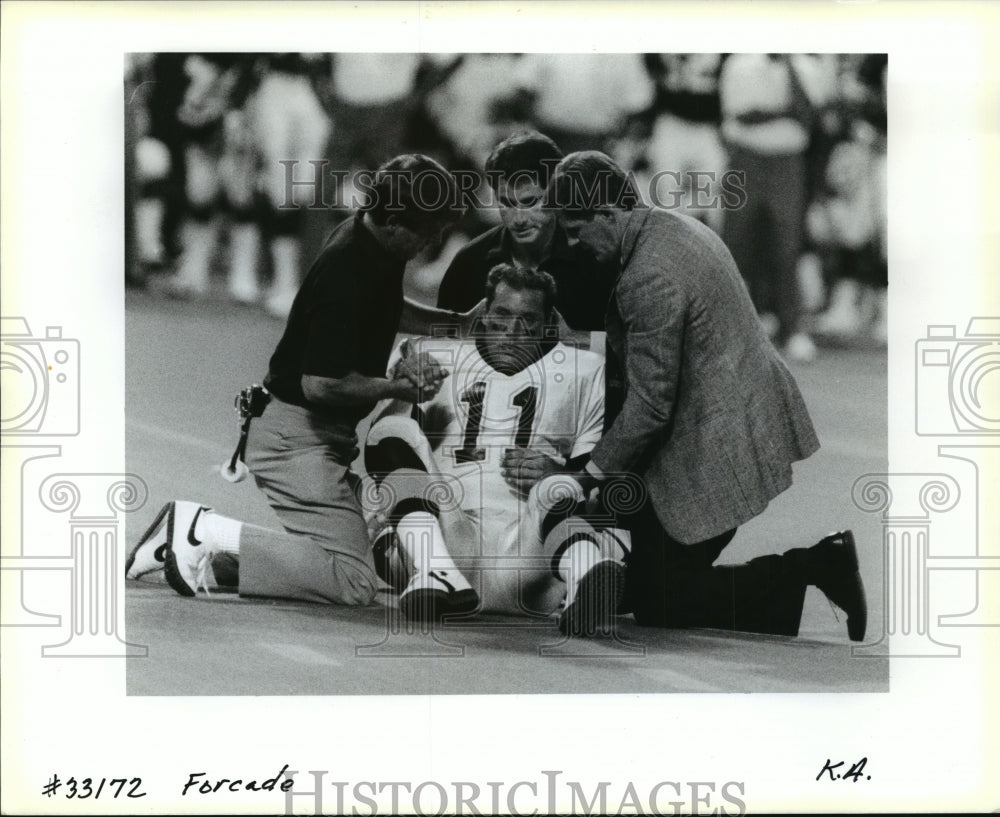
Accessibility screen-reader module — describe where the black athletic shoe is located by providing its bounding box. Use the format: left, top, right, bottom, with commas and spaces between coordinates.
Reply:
558, 559, 626, 637
398, 570, 479, 624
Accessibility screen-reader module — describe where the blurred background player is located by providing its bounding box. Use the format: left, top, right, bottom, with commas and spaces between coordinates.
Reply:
365, 264, 624, 636
250, 53, 333, 318
163, 53, 259, 302
525, 54, 654, 156
157, 53, 333, 317
642, 53, 727, 233
806, 54, 888, 344
406, 54, 541, 301
125, 53, 189, 286
297, 53, 422, 268
718, 53, 835, 363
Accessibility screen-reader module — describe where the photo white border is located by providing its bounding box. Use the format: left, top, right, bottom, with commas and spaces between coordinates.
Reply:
2, 1, 998, 813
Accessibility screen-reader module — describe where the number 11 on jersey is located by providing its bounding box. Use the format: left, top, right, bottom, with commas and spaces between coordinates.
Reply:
453, 381, 538, 464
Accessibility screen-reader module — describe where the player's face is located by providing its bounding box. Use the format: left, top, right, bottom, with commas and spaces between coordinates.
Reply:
481, 282, 550, 368
559, 210, 620, 265
496, 177, 556, 249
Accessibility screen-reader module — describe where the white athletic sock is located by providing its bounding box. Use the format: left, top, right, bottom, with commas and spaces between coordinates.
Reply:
558, 537, 603, 587
396, 511, 471, 592
199, 511, 242, 554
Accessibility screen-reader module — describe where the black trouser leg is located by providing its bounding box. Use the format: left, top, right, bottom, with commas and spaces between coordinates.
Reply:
624, 503, 809, 636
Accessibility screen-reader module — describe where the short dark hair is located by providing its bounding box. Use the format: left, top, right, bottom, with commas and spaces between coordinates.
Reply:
485, 131, 564, 193
484, 263, 558, 317
361, 153, 464, 230
545, 150, 642, 218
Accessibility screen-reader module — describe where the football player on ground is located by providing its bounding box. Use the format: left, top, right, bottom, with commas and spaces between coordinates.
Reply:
364, 263, 629, 636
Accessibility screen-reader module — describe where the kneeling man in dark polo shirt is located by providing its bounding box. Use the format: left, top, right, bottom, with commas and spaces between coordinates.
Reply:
127, 154, 463, 606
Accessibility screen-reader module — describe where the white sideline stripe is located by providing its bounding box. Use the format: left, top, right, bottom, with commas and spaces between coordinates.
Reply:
260, 642, 342, 668
127, 419, 230, 456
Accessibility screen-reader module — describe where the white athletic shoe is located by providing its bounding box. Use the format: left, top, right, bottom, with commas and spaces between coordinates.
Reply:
399, 570, 479, 623
125, 502, 173, 579
151, 501, 218, 597
558, 558, 626, 637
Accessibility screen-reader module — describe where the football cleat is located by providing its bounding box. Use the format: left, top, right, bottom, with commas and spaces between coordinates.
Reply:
559, 558, 626, 638
152, 501, 217, 597
398, 570, 479, 624
125, 502, 173, 579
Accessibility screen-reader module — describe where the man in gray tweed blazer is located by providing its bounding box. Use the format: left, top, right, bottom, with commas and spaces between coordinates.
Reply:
546, 151, 867, 641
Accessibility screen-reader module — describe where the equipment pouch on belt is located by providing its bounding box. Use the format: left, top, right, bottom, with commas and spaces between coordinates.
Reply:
220, 384, 271, 482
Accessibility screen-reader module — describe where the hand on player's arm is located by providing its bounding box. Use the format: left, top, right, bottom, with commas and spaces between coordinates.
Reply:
500, 448, 564, 495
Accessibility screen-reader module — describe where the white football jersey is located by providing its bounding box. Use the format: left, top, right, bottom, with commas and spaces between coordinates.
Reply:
385, 337, 605, 522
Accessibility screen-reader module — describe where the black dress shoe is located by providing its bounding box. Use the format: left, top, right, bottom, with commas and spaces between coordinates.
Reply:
811, 530, 867, 642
